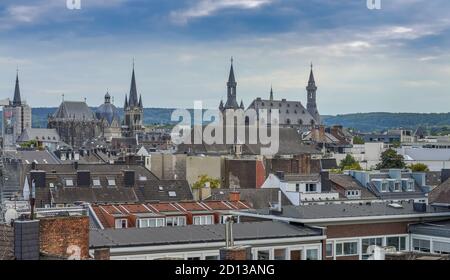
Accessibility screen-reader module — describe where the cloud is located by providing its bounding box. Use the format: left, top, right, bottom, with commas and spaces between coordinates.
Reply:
170, 0, 273, 25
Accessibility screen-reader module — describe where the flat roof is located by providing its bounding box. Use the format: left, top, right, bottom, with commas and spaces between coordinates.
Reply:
409, 220, 450, 238
89, 221, 322, 248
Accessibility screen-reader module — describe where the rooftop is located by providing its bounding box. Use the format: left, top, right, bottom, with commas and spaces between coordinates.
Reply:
90, 221, 322, 248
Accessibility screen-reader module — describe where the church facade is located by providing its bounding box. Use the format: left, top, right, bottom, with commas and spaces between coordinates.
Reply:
2, 72, 32, 148
247, 64, 321, 127
122, 65, 144, 138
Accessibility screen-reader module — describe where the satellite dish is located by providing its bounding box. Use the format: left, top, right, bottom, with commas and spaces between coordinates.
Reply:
5, 209, 18, 224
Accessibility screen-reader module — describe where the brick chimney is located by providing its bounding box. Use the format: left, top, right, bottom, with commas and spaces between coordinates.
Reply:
220, 246, 252, 260
229, 191, 240, 202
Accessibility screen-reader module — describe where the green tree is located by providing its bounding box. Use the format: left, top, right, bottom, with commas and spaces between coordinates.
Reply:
409, 163, 429, 172
192, 175, 221, 189
376, 148, 405, 169
353, 136, 365, 145
339, 154, 362, 171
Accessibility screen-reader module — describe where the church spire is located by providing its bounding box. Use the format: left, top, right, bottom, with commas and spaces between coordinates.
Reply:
227, 57, 236, 86
13, 69, 22, 106
308, 62, 316, 86
240, 100, 244, 109
128, 62, 139, 107
124, 94, 128, 109
270, 85, 274, 100
223, 57, 239, 111
138, 94, 143, 108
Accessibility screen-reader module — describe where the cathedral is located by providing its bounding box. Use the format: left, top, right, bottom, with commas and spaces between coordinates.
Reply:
96, 92, 121, 141
122, 64, 144, 138
219, 58, 244, 112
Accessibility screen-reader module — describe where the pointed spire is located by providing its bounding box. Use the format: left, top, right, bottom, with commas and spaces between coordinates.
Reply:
129, 61, 139, 107
240, 100, 244, 109
124, 94, 128, 109
308, 62, 315, 85
270, 85, 274, 100
105, 91, 111, 104
138, 94, 143, 108
13, 69, 22, 106
227, 56, 236, 85
219, 100, 224, 110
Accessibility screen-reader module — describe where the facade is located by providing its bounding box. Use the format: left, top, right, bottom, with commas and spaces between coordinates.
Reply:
246, 64, 320, 127
47, 100, 102, 149
2, 73, 32, 148
122, 65, 144, 137
17, 128, 61, 151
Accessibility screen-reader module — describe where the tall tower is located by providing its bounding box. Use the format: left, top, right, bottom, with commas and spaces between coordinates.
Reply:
220, 57, 240, 112
306, 63, 320, 124
123, 62, 144, 137
2, 71, 32, 148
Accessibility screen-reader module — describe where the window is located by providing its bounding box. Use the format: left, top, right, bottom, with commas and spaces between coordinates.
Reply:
407, 181, 414, 191
168, 191, 177, 197
413, 239, 430, 252
139, 176, 147, 181
187, 256, 201, 260
381, 182, 388, 192
336, 241, 358, 256
205, 255, 219, 260
295, 183, 300, 192
394, 182, 401, 192
387, 236, 406, 251
257, 250, 270, 260
433, 241, 450, 254
326, 243, 333, 257
107, 178, 116, 187
306, 184, 317, 192
115, 219, 127, 229
362, 238, 383, 259
139, 218, 165, 228
65, 179, 74, 187
193, 215, 213, 225
166, 216, 186, 227
306, 249, 319, 260
274, 249, 287, 260
92, 178, 101, 187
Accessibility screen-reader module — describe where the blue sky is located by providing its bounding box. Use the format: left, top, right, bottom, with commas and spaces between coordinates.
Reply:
0, 0, 449, 114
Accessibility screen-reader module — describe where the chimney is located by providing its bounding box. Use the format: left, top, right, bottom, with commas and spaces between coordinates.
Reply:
30, 170, 46, 189
319, 125, 325, 141
229, 191, 240, 202
275, 171, 285, 181
320, 171, 332, 192
31, 161, 37, 170
413, 202, 427, 212
442, 169, 450, 184
220, 246, 252, 260
14, 220, 40, 260
123, 170, 135, 187
77, 170, 91, 187
74, 161, 79, 170
277, 190, 282, 212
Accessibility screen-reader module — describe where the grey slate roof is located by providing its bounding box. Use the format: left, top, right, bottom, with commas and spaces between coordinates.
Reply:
409, 220, 450, 238
176, 126, 320, 156
53, 101, 96, 120
208, 188, 292, 209
50, 187, 139, 204
250, 202, 450, 220
134, 180, 193, 202
3, 150, 61, 164
89, 221, 322, 248
429, 179, 450, 205
329, 174, 377, 199
17, 128, 60, 143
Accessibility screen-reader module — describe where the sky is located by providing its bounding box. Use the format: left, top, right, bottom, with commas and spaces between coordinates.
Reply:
0, 0, 449, 115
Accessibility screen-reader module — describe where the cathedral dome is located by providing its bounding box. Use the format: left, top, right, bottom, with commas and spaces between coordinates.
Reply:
96, 92, 120, 125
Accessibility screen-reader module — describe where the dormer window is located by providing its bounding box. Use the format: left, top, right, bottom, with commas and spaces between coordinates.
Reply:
65, 179, 74, 187
381, 182, 388, 192
92, 178, 101, 187
107, 178, 116, 187
139, 176, 147, 181
407, 181, 414, 191
168, 191, 177, 197
394, 182, 401, 192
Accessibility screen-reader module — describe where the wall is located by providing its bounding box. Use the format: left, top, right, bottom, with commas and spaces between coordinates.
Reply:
0, 224, 14, 260
186, 156, 224, 187
39, 216, 90, 260
145, 153, 186, 180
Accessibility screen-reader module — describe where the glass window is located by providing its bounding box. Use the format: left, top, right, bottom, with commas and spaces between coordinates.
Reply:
336, 241, 358, 256
257, 250, 270, 260
92, 178, 101, 187
205, 255, 219, 260
433, 241, 450, 254
387, 236, 406, 251
413, 239, 430, 252
168, 191, 177, 197
193, 215, 213, 225
362, 238, 383, 259
306, 249, 319, 260
306, 184, 317, 192
65, 179, 74, 187
274, 249, 287, 260
108, 178, 116, 186
326, 243, 333, 257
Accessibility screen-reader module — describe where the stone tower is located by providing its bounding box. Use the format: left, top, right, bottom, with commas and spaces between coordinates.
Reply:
306, 63, 320, 125
123, 63, 144, 137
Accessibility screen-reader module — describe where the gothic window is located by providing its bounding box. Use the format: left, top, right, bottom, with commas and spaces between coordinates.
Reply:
310, 119, 315, 126
262, 102, 265, 106
286, 110, 289, 113
298, 119, 303, 125
295, 110, 297, 114
286, 119, 291, 125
